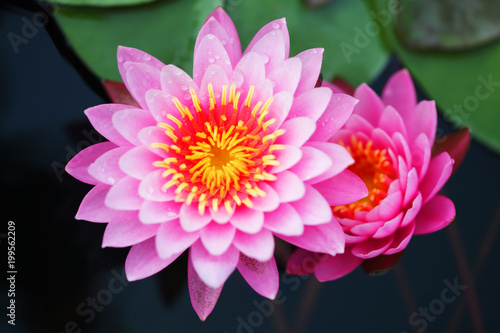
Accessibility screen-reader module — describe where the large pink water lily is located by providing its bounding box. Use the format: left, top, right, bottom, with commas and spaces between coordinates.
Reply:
66, 7, 364, 319
287, 69, 470, 280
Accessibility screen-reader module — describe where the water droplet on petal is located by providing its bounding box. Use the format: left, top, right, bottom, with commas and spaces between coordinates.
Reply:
214, 55, 220, 60
167, 211, 176, 217
143, 54, 151, 61
183, 94, 191, 100
272, 22, 280, 29
208, 57, 215, 63
232, 71, 244, 87
262, 55, 269, 64
161, 110, 167, 116
312, 49, 318, 54
107, 177, 115, 184
207, 34, 215, 40
147, 186, 154, 194
214, 92, 221, 98
117, 55, 124, 62
174, 69, 182, 76
221, 39, 227, 45
180, 85, 188, 91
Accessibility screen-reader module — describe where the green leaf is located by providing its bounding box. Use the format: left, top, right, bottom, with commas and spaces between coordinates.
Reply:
396, 0, 500, 50
47, 0, 158, 7
54, 0, 222, 81
228, 0, 389, 85
367, 0, 500, 154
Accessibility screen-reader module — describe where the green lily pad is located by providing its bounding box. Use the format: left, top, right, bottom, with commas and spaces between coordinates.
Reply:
366, 0, 500, 154
47, 0, 158, 7
396, 0, 500, 50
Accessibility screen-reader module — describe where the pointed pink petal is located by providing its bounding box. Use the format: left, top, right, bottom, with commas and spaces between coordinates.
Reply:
384, 221, 415, 255
372, 128, 396, 153
138, 169, 176, 202
310, 93, 358, 142
84, 104, 136, 146
372, 212, 404, 239
263, 203, 304, 236
66, 142, 117, 185
188, 250, 223, 321
139, 200, 181, 224
351, 235, 394, 259
365, 180, 403, 221
278, 221, 345, 256
125, 237, 179, 281
412, 133, 432, 178
288, 87, 332, 121
313, 170, 368, 206
180, 203, 213, 232
118, 146, 159, 180
267, 57, 301, 94
270, 170, 305, 203
289, 146, 332, 181
291, 184, 332, 225
193, 34, 232, 86
314, 250, 363, 281
105, 176, 143, 210
103, 80, 139, 107
304, 142, 354, 183
200, 222, 236, 256
393, 132, 412, 167
414, 195, 455, 235
112, 108, 156, 146
88, 146, 129, 185
269, 145, 302, 173
381, 69, 416, 123
342, 114, 374, 135
233, 229, 275, 262
245, 19, 288, 72
433, 128, 470, 174
351, 221, 385, 236
408, 100, 437, 144
232, 51, 265, 96
103, 211, 159, 248
353, 83, 385, 125
210, 205, 234, 224
403, 168, 419, 207
401, 192, 422, 227
204, 7, 242, 63
117, 46, 164, 84
275, 117, 316, 147
230, 206, 264, 234
266, 91, 293, 131
250, 182, 280, 212
286, 248, 323, 275
155, 219, 200, 259
123, 62, 162, 109
160, 65, 200, 107
75, 184, 116, 222
191, 241, 239, 288
237, 254, 278, 299
378, 105, 408, 138
200, 64, 229, 108
419, 152, 453, 203
295, 48, 323, 96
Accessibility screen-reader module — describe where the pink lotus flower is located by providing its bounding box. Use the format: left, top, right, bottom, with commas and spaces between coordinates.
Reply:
66, 7, 364, 319
287, 69, 470, 280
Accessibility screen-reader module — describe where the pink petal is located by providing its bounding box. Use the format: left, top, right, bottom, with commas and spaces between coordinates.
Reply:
195, 17, 239, 69
384, 221, 415, 255
351, 236, 394, 259
263, 203, 304, 236
193, 34, 232, 86
401, 192, 422, 227
353, 83, 385, 125
237, 254, 279, 299
155, 219, 200, 259
105, 176, 143, 210
230, 206, 264, 234
419, 152, 453, 203
245, 19, 288, 73
117, 46, 165, 86
88, 146, 129, 185
372, 212, 404, 239
365, 180, 403, 221
179, 203, 213, 232
112, 108, 156, 146
378, 105, 408, 138
124, 62, 162, 110
75, 184, 116, 222
233, 229, 275, 262
398, 156, 409, 195
191, 241, 239, 288
407, 100, 437, 144
210, 205, 234, 224
288, 146, 332, 181
343, 114, 374, 135
310, 93, 358, 142
288, 87, 332, 121
269, 145, 303, 173
276, 117, 316, 147
232, 52, 265, 95
393, 132, 412, 167
286, 248, 323, 275
139, 200, 181, 224
84, 104, 136, 146
414, 195, 455, 235
269, 170, 305, 203
66, 142, 118, 185
403, 168, 419, 207
188, 250, 223, 321
304, 142, 354, 183
144, 89, 183, 124
160, 65, 200, 107
314, 251, 364, 281
200, 65, 229, 108
412, 133, 432, 178
125, 237, 180, 281
102, 211, 159, 248
294, 48, 323, 96
137, 126, 173, 159
266, 91, 293, 131
381, 69, 417, 123
278, 221, 345, 256
313, 170, 368, 206
291, 184, 332, 225
200, 222, 236, 256
138, 169, 176, 202
119, 146, 159, 180
250, 182, 280, 212
350, 221, 385, 236
267, 57, 302, 94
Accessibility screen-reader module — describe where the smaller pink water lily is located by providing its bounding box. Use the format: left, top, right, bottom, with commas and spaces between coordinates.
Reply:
287, 69, 470, 280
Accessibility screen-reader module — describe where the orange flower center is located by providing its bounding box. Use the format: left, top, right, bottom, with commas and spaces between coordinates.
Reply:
333, 136, 397, 219
152, 83, 285, 215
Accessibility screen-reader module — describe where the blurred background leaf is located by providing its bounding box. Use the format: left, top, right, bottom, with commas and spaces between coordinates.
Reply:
47, 0, 159, 7
366, 0, 500, 154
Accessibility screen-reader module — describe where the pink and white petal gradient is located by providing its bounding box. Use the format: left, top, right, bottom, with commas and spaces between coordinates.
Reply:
287, 69, 469, 281
66, 7, 363, 319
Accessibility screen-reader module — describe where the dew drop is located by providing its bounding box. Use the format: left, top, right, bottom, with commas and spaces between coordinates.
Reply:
167, 211, 176, 217
167, 79, 173, 84
183, 93, 191, 100
180, 84, 188, 91
107, 177, 115, 185
272, 22, 280, 29
147, 186, 154, 194
207, 34, 215, 40
312, 49, 318, 54
209, 70, 216, 76
221, 39, 227, 45
117, 55, 124, 63
232, 71, 244, 86
214, 55, 220, 60
174, 69, 182, 76
123, 62, 133, 70
214, 92, 221, 98
262, 55, 269, 64
208, 57, 215, 63
161, 110, 167, 116
143, 54, 151, 61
